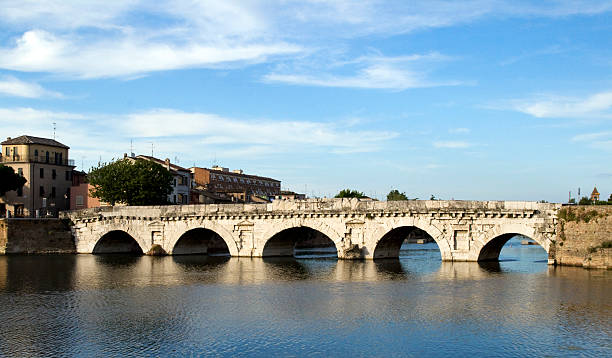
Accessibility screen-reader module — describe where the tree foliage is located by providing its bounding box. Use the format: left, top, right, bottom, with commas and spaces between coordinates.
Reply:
578, 197, 592, 205
0, 165, 26, 196
88, 159, 173, 206
387, 189, 408, 201
335, 189, 366, 198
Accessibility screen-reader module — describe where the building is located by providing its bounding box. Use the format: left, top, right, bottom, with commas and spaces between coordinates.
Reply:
133, 155, 191, 204
590, 187, 600, 201
69, 170, 101, 210
190, 165, 280, 202
273, 190, 306, 201
0, 135, 75, 217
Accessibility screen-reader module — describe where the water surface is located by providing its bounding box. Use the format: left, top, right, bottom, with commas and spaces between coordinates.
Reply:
0, 238, 610, 357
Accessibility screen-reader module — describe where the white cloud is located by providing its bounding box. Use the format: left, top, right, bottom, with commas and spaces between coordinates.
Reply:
0, 76, 63, 98
433, 141, 472, 148
121, 109, 398, 152
1, 1, 610, 79
0, 30, 301, 79
571, 131, 612, 142
509, 91, 612, 118
0, 107, 398, 165
264, 53, 461, 90
571, 131, 612, 151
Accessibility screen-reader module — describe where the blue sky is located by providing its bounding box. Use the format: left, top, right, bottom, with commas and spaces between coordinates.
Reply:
0, 1, 611, 202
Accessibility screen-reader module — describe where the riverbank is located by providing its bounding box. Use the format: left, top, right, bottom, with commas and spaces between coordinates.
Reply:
0, 219, 75, 254
552, 206, 612, 269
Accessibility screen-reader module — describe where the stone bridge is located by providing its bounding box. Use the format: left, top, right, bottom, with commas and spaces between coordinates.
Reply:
61, 199, 560, 262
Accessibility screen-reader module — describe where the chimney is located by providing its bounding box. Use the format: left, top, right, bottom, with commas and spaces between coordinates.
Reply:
124, 153, 128, 159
6, 137, 10, 141
165, 158, 170, 170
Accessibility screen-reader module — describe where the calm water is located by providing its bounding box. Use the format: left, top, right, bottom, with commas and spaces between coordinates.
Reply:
0, 238, 610, 357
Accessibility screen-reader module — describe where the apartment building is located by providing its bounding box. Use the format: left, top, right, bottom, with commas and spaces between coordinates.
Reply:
190, 165, 280, 201
0, 135, 75, 217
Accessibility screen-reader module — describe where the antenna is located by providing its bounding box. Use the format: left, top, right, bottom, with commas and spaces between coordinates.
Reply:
148, 142, 154, 157
130, 139, 134, 156
53, 122, 56, 140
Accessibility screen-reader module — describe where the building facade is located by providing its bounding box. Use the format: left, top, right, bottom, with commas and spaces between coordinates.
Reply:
69, 170, 101, 210
0, 135, 75, 217
134, 155, 191, 204
190, 166, 281, 201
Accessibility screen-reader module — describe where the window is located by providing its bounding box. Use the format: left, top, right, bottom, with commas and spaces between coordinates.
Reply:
173, 195, 177, 203
65, 171, 70, 181
4, 147, 8, 156
13, 147, 17, 158
59, 153, 63, 165
76, 195, 84, 207
178, 194, 183, 203
40, 168, 44, 178
39, 186, 45, 197
45, 151, 49, 163
34, 149, 38, 158
173, 179, 177, 187
51, 187, 56, 198
52, 169, 56, 180
54, 153, 58, 164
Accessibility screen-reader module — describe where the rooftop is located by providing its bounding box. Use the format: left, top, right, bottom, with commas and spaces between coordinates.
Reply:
1, 135, 70, 149
135, 155, 190, 173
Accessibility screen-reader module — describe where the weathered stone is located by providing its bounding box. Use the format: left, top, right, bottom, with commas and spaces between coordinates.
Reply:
0, 218, 76, 254
552, 206, 612, 269
61, 199, 560, 261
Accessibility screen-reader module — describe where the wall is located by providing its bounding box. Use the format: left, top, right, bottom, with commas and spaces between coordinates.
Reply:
70, 183, 101, 209
552, 206, 612, 269
0, 218, 75, 254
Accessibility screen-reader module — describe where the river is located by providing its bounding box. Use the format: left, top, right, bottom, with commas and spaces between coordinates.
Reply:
0, 238, 610, 357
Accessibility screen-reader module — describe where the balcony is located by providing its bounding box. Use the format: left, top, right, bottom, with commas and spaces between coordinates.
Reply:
0, 154, 75, 166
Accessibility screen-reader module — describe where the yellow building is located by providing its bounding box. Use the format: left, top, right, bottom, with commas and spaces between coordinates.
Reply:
0, 135, 75, 217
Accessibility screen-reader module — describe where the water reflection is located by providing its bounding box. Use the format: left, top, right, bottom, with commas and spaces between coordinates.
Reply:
0, 241, 610, 357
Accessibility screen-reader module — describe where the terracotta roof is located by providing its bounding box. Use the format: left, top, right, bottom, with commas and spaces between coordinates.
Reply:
1, 135, 69, 149
135, 155, 190, 173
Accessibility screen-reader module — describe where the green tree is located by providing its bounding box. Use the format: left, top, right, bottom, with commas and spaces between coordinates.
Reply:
88, 159, 173, 206
387, 189, 408, 201
609, 194, 612, 203
578, 197, 592, 205
0, 164, 26, 196
335, 189, 366, 198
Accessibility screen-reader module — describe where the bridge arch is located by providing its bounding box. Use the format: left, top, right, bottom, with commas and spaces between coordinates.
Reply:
367, 220, 452, 260
168, 221, 239, 256
472, 224, 550, 261
258, 220, 343, 258
92, 230, 145, 254
172, 228, 231, 255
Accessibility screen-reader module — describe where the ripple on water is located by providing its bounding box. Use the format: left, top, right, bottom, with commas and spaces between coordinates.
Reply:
0, 244, 610, 357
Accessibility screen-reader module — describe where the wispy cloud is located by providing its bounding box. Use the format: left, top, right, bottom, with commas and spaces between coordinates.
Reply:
496, 91, 612, 119
433, 141, 472, 148
571, 131, 612, 151
0, 76, 63, 98
0, 30, 301, 79
2, 1, 610, 79
264, 53, 462, 90
0, 107, 399, 167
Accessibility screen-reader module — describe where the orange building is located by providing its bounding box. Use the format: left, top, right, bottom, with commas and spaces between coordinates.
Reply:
69, 170, 101, 210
